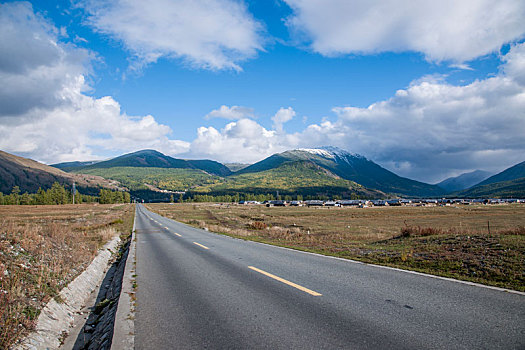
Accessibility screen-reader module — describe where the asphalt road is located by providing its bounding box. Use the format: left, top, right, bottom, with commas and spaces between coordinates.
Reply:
134, 204, 524, 349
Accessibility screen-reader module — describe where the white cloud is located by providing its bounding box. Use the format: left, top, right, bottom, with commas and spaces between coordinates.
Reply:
272, 107, 296, 132
0, 2, 190, 163
317, 44, 525, 181
79, 0, 265, 71
190, 118, 288, 163
0, 2, 92, 117
284, 0, 525, 63
205, 105, 254, 120
503, 43, 525, 86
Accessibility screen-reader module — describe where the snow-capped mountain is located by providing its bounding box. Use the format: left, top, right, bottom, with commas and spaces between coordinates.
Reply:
237, 147, 444, 197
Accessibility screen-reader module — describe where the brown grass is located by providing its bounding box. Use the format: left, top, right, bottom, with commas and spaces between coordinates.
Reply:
0, 204, 134, 349
147, 203, 525, 291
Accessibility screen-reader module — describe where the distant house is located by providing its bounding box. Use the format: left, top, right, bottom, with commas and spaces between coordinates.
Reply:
267, 200, 286, 207
305, 200, 324, 206
239, 200, 260, 205
339, 200, 360, 206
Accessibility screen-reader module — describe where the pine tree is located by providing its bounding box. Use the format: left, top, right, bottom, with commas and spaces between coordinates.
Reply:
10, 186, 20, 205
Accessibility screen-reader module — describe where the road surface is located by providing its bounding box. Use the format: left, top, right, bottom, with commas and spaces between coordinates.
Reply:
134, 204, 524, 349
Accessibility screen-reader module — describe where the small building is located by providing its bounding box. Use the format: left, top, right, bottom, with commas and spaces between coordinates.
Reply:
340, 200, 360, 206
267, 200, 286, 207
305, 200, 324, 206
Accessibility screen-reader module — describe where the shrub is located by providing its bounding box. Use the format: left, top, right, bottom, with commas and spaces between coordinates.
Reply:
248, 221, 267, 230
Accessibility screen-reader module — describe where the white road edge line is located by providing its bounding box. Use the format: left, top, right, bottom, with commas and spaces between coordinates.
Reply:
250, 241, 525, 296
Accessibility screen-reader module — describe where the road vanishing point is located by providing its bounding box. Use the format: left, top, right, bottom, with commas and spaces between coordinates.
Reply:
134, 204, 524, 349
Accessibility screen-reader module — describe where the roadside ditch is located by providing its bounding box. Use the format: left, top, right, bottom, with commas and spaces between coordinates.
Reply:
68, 234, 132, 350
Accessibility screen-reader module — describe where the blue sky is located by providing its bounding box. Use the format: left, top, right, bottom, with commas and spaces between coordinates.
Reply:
1, 0, 524, 183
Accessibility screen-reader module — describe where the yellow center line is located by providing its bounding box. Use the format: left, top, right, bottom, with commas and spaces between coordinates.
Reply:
173, 232, 182, 237
248, 266, 322, 296
193, 242, 209, 250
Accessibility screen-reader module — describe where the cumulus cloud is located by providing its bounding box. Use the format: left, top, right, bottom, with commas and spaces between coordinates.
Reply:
0, 2, 189, 163
78, 0, 265, 71
205, 105, 254, 120
283, 0, 525, 63
312, 44, 525, 181
272, 107, 296, 132
190, 118, 288, 163
0, 2, 92, 117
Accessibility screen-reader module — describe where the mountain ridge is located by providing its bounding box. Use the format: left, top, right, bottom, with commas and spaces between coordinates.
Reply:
66, 149, 232, 177
456, 161, 525, 198
238, 147, 444, 197
436, 170, 493, 193
473, 161, 525, 187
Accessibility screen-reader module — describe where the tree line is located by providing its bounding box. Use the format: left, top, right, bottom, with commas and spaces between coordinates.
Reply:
168, 192, 361, 203
0, 182, 130, 205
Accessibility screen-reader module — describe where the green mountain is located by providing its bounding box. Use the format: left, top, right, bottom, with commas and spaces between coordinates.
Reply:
457, 177, 525, 198
436, 170, 492, 193
237, 147, 444, 197
71, 149, 232, 176
192, 160, 384, 198
473, 161, 525, 187
186, 159, 232, 177
78, 166, 222, 192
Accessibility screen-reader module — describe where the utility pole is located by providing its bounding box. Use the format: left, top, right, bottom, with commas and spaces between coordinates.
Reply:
72, 182, 76, 204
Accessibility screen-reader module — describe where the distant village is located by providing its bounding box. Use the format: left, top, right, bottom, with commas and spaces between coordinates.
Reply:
239, 198, 525, 208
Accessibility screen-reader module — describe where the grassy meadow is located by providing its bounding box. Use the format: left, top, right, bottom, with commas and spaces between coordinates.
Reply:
147, 203, 525, 292
0, 204, 134, 349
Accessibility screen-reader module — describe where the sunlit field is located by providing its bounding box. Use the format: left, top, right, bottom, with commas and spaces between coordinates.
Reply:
0, 204, 134, 348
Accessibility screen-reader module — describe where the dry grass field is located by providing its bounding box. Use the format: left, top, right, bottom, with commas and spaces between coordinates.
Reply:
0, 204, 134, 349
147, 203, 525, 292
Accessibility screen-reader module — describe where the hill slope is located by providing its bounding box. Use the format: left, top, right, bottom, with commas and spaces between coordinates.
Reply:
0, 150, 122, 194
457, 177, 525, 198
455, 161, 525, 198
437, 170, 492, 193
237, 147, 444, 197
474, 161, 525, 187
193, 160, 384, 198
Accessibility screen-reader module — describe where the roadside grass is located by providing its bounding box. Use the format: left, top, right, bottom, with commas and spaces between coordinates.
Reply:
0, 204, 134, 349
147, 203, 525, 292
